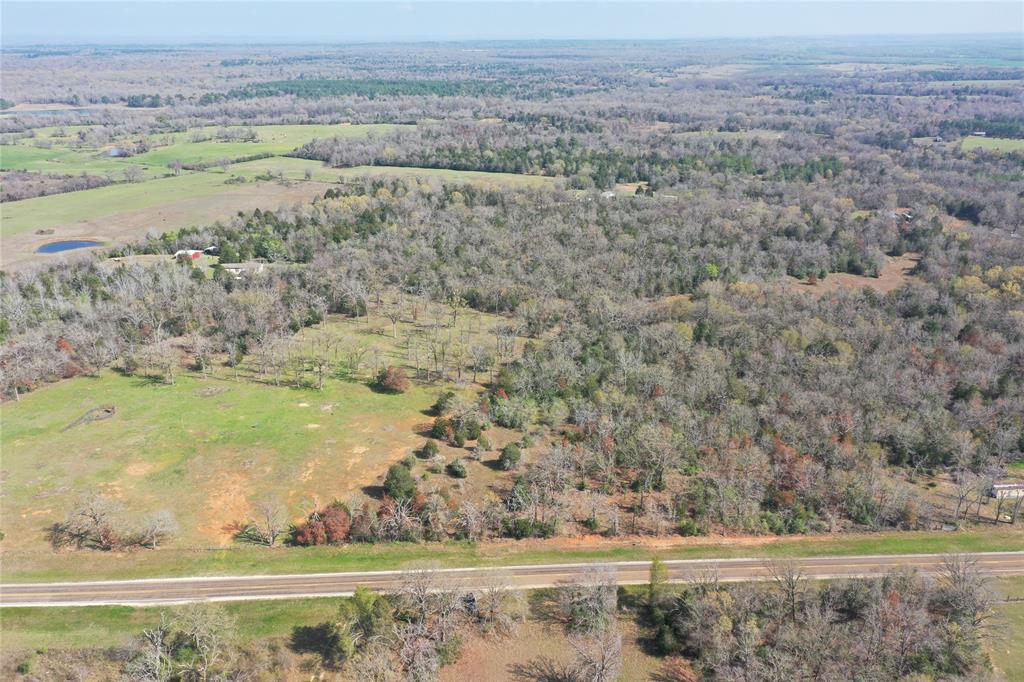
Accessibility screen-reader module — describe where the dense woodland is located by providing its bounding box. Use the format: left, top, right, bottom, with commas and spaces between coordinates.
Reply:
1, 38, 1022, 680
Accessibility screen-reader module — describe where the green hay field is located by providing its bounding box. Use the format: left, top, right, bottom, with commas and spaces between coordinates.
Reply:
131, 123, 408, 168
961, 136, 1024, 153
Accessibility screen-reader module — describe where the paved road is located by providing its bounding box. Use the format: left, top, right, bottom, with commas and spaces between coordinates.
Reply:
2, 552, 1022, 607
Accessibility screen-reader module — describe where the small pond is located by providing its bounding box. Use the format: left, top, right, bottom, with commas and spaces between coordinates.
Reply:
36, 240, 104, 254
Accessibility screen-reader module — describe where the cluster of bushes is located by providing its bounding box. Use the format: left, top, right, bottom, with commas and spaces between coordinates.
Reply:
291, 502, 352, 546
646, 558, 994, 680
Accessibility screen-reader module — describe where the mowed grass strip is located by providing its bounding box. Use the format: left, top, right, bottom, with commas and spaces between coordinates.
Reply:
2, 527, 1021, 584
0, 598, 345, 652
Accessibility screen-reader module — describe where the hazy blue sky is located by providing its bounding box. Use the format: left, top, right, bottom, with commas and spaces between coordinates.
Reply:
3, 1, 1022, 45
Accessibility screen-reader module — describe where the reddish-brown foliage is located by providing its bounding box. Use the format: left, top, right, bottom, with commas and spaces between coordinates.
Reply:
377, 365, 410, 393
322, 505, 352, 544
292, 518, 327, 546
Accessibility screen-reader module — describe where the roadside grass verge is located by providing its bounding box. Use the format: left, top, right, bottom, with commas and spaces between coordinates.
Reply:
2, 527, 1021, 584
0, 598, 345, 651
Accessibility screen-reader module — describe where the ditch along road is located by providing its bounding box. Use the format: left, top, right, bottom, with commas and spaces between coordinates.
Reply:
3, 552, 1024, 607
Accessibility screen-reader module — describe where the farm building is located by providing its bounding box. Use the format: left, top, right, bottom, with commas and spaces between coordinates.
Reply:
988, 482, 1024, 499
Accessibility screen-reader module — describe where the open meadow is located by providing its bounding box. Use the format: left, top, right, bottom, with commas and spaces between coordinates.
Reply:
0, 300, 527, 567
0, 123, 413, 267
961, 135, 1024, 153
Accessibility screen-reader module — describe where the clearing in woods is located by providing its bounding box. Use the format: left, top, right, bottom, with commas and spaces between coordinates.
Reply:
960, 136, 1024, 153
784, 252, 920, 296
231, 155, 561, 187
0, 123, 562, 268
0, 124, 408, 267
0, 302, 523, 558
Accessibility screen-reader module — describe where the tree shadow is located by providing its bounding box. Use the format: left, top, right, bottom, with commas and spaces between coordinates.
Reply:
508, 657, 575, 682
527, 589, 563, 625
361, 484, 385, 500
228, 520, 271, 546
483, 457, 509, 472
289, 623, 340, 666
130, 374, 172, 388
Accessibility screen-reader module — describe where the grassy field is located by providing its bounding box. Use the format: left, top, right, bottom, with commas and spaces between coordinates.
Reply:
0, 597, 345, 652
1, 172, 255, 236
131, 123, 407, 168
0, 175, 332, 268
0, 122, 567, 269
992, 600, 1024, 680
232, 156, 559, 187
0, 369, 436, 549
961, 136, 1024, 153
1, 144, 169, 179
0, 303, 519, 566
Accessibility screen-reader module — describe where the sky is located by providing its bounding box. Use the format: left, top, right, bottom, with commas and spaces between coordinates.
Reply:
2, 1, 1022, 45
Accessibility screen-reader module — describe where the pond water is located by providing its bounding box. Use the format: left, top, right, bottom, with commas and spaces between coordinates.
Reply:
36, 240, 104, 253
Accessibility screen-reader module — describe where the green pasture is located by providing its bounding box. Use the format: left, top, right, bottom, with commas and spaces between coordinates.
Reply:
132, 123, 408, 168
233, 156, 558, 187
961, 136, 1024, 153
0, 172, 241, 236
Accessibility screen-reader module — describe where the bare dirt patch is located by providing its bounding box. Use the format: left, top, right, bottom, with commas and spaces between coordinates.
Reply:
198, 472, 253, 544
440, 617, 660, 681
124, 462, 155, 477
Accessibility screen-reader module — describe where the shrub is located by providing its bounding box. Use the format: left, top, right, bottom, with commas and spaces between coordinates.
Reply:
453, 430, 466, 448
322, 505, 352, 544
421, 439, 440, 458
376, 366, 410, 393
678, 519, 704, 537
401, 453, 417, 468
431, 416, 453, 440
447, 459, 468, 478
465, 418, 482, 441
499, 443, 522, 470
490, 395, 535, 429
383, 463, 417, 501
477, 434, 491, 450
432, 390, 456, 415
292, 518, 327, 546
502, 517, 556, 539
